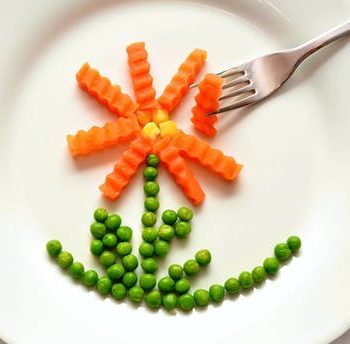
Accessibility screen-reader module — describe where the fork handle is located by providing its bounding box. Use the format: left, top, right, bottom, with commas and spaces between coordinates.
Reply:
292, 19, 350, 66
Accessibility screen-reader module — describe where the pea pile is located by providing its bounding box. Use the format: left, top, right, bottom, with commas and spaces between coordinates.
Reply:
46, 153, 302, 312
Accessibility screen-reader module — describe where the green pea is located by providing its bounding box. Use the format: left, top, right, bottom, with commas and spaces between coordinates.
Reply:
263, 257, 280, 275
158, 276, 175, 292
161, 209, 178, 225
252, 266, 266, 283
274, 243, 291, 261
178, 293, 194, 311
102, 233, 118, 248
141, 258, 158, 273
144, 197, 160, 212
82, 270, 98, 287
224, 278, 240, 295
69, 262, 84, 279
209, 284, 225, 302
93, 208, 109, 223
122, 254, 138, 271
239, 271, 254, 289
97, 276, 112, 295
46, 240, 62, 258
128, 286, 144, 303
90, 222, 106, 239
174, 221, 191, 239
154, 240, 170, 257
139, 242, 154, 258
177, 207, 193, 221
287, 236, 302, 253
111, 283, 127, 300
143, 166, 158, 181
116, 226, 132, 242
122, 272, 138, 288
146, 154, 160, 167
183, 259, 200, 276
194, 289, 209, 307
158, 225, 175, 242
107, 263, 125, 280
105, 214, 122, 231
162, 293, 178, 311
57, 251, 73, 269
145, 290, 162, 309
168, 264, 183, 281
195, 249, 211, 266
139, 274, 157, 291
174, 278, 190, 294
99, 251, 116, 268
144, 181, 160, 197
141, 212, 157, 227
90, 239, 104, 256
116, 242, 132, 256
142, 227, 158, 243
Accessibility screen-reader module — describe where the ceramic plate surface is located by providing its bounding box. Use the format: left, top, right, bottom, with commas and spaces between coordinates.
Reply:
1, 0, 350, 343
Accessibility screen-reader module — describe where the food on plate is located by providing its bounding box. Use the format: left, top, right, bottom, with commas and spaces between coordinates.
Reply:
67, 43, 242, 205
191, 73, 223, 137
46, 42, 303, 313
46, 204, 301, 311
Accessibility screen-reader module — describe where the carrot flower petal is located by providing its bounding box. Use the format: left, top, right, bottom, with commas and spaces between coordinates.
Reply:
158, 49, 207, 113
171, 132, 242, 180
76, 63, 138, 117
127, 42, 157, 110
99, 135, 153, 200
154, 137, 205, 205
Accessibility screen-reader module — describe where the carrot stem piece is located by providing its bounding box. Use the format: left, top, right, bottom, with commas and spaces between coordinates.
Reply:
76, 63, 138, 117
158, 49, 207, 113
191, 73, 223, 137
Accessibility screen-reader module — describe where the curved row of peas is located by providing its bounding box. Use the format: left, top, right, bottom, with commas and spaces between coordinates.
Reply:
46, 153, 302, 311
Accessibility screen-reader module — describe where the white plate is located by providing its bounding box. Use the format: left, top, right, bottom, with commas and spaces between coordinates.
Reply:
1, 0, 350, 343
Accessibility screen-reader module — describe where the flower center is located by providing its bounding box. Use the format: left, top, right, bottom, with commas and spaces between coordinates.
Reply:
138, 108, 178, 140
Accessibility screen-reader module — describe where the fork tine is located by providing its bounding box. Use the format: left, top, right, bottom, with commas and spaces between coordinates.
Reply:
217, 67, 243, 78
207, 93, 256, 116
189, 66, 244, 88
222, 75, 249, 89
220, 84, 255, 100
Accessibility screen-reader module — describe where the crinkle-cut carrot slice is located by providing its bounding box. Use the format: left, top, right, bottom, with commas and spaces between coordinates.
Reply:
171, 131, 242, 180
158, 49, 207, 113
127, 42, 157, 110
99, 135, 153, 201
154, 137, 205, 205
67, 115, 140, 157
191, 106, 217, 137
191, 73, 223, 137
76, 63, 138, 117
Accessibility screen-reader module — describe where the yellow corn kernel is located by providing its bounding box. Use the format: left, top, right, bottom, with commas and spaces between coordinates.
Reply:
159, 120, 178, 137
136, 110, 152, 126
152, 109, 169, 124
142, 122, 161, 140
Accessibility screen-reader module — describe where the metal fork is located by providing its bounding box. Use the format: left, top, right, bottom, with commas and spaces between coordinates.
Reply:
191, 20, 350, 115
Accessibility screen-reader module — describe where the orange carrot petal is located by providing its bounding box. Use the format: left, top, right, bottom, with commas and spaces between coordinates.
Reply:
191, 73, 223, 137
99, 135, 153, 201
171, 132, 242, 181
154, 137, 205, 205
127, 42, 157, 110
158, 49, 207, 113
67, 115, 140, 157
76, 63, 138, 117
